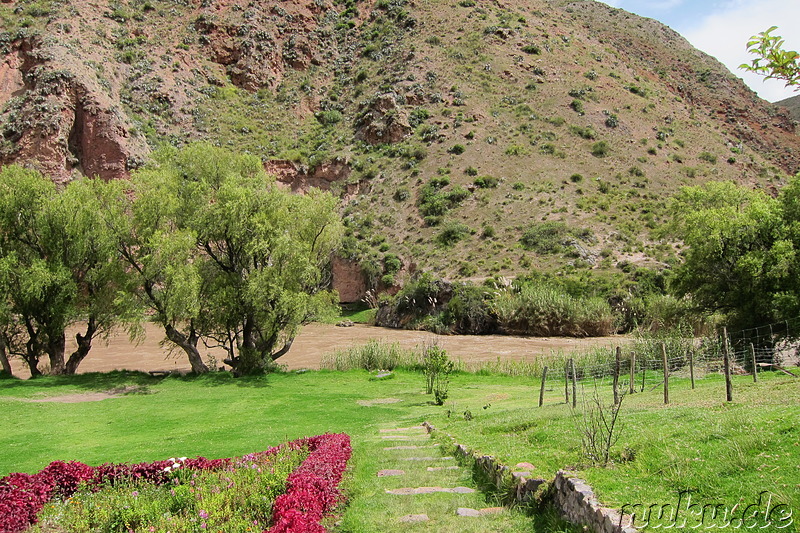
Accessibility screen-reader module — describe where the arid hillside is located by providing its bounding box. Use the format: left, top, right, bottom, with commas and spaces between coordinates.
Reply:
1, 0, 798, 292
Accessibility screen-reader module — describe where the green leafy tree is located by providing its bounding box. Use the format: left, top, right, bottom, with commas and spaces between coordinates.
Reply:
741, 26, 800, 89
113, 144, 343, 374
0, 167, 133, 376
666, 181, 793, 332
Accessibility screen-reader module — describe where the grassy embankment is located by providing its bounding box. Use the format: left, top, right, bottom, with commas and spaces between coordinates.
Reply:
0, 364, 797, 531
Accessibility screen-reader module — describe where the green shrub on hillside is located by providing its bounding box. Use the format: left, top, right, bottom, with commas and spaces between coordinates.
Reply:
473, 175, 499, 188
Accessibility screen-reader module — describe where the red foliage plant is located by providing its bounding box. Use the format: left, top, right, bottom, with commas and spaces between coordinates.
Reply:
0, 433, 351, 533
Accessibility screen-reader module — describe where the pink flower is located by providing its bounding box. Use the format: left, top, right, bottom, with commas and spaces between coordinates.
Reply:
199, 509, 209, 520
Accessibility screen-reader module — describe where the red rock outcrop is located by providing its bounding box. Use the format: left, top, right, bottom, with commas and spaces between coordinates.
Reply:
356, 93, 413, 145
0, 40, 146, 183
332, 256, 368, 303
265, 157, 353, 194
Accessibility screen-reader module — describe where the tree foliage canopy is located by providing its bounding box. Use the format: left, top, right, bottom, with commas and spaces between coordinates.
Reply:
0, 167, 132, 376
667, 178, 800, 333
741, 26, 800, 90
0, 143, 343, 377
115, 143, 343, 374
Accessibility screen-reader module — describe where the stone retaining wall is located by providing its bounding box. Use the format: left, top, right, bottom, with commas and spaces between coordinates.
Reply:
423, 421, 637, 533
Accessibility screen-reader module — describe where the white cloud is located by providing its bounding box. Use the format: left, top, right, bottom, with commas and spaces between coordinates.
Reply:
682, 0, 800, 102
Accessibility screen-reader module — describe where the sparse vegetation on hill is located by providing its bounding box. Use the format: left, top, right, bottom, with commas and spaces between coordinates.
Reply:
0, 0, 798, 286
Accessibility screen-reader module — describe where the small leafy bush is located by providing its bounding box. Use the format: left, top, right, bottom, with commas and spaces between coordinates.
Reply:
591, 141, 610, 157
437, 221, 471, 246
522, 44, 541, 54
474, 175, 499, 188
423, 345, 454, 405
449, 144, 466, 155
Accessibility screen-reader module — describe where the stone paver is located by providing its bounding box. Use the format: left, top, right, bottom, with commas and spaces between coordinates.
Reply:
380, 427, 426, 433
398, 514, 430, 523
386, 486, 476, 495
402, 456, 454, 461
426, 465, 460, 471
380, 435, 414, 440
377, 469, 405, 477
383, 444, 439, 450
457, 507, 481, 517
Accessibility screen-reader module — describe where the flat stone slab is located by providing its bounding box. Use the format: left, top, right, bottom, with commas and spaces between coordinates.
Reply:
384, 444, 439, 450
457, 506, 505, 517
386, 486, 476, 495
377, 469, 405, 477
515, 462, 535, 470
399, 514, 429, 523
357, 398, 402, 406
402, 456, 454, 461
380, 435, 414, 440
427, 466, 461, 471
379, 427, 426, 433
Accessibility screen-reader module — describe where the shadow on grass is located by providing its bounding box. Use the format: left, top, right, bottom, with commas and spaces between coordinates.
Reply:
0, 369, 278, 394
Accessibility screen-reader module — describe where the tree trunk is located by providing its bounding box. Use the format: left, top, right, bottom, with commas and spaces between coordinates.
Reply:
0, 337, 12, 377
24, 338, 41, 378
165, 324, 209, 374
271, 337, 295, 360
64, 318, 97, 375
46, 332, 66, 375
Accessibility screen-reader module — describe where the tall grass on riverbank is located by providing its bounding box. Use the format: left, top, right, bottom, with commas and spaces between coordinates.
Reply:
320, 340, 423, 371
492, 284, 615, 337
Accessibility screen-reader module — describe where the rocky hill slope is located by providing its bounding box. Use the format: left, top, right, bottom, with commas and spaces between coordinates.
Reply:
776, 94, 800, 121
1, 0, 798, 299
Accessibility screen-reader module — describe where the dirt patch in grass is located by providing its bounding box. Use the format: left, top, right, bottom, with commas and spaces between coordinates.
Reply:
21, 385, 150, 403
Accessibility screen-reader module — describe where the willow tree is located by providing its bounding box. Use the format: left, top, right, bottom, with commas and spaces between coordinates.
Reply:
116, 144, 342, 374
0, 166, 133, 376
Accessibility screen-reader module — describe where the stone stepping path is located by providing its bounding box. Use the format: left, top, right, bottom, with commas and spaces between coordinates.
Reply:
377, 469, 405, 477
372, 422, 517, 528
457, 507, 505, 517
386, 486, 475, 495
383, 444, 439, 450
401, 455, 454, 461
398, 514, 429, 523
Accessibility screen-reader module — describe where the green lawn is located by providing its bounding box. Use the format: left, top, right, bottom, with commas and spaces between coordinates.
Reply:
0, 368, 797, 531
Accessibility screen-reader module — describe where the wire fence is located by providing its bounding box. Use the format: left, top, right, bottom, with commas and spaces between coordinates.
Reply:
526, 319, 800, 406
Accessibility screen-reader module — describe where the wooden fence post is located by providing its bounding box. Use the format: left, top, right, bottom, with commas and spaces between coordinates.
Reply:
570, 358, 577, 409
629, 352, 636, 395
539, 366, 548, 407
564, 361, 570, 403
722, 328, 732, 402
641, 359, 646, 392
613, 346, 621, 405
661, 342, 669, 405
750, 343, 757, 383
689, 348, 695, 390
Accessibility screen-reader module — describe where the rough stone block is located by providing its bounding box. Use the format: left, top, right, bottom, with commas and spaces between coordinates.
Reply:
457, 507, 481, 517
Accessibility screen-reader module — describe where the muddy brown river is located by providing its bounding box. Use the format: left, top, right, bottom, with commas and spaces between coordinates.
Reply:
8, 323, 629, 377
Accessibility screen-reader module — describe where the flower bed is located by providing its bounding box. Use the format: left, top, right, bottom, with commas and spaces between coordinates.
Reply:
0, 433, 351, 533
269, 433, 352, 533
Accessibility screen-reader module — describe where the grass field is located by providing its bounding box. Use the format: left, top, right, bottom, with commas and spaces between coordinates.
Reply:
0, 367, 797, 531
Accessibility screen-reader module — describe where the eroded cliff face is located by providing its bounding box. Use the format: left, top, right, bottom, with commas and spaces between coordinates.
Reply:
0, 39, 146, 183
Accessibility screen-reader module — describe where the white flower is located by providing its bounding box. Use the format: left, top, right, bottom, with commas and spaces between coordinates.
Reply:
178, 457, 187, 462
164, 466, 172, 472
168, 458, 176, 462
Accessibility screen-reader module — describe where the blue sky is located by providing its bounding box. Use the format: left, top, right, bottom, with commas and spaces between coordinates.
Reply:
596, 0, 800, 103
